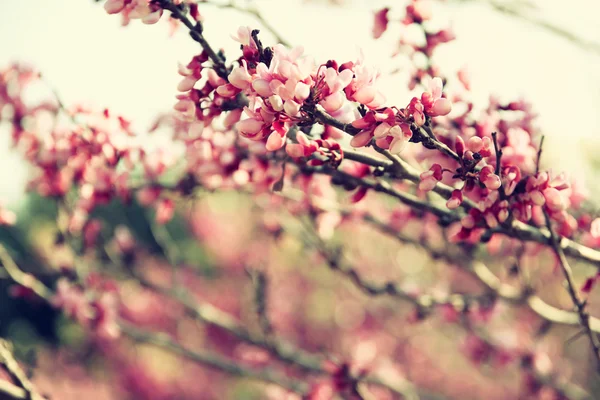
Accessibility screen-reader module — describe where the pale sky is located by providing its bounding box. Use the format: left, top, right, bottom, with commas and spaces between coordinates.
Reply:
0, 0, 598, 206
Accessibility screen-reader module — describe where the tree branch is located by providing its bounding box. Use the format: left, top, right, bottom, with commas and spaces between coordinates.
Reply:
120, 323, 308, 394
158, 0, 230, 79
0, 340, 44, 400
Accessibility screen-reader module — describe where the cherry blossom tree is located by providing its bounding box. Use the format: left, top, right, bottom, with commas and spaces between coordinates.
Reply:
0, 1, 599, 399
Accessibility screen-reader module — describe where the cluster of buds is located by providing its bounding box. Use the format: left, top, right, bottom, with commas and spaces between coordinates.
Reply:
175, 52, 238, 128
194, 27, 386, 154
286, 131, 344, 167
349, 77, 452, 154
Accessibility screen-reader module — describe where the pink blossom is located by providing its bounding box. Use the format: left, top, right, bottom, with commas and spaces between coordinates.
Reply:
372, 8, 389, 39
420, 77, 452, 117
419, 164, 443, 191
446, 189, 463, 209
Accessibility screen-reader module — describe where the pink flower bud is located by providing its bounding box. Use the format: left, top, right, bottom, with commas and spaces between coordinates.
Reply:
373, 122, 391, 139
294, 82, 311, 101
155, 199, 174, 224
266, 132, 285, 151
484, 174, 501, 190
104, 0, 125, 14
216, 83, 238, 97
419, 164, 443, 192
269, 95, 284, 112
228, 64, 251, 89
484, 213, 498, 229
237, 118, 264, 136
177, 76, 197, 92
320, 92, 344, 113
283, 100, 300, 116
354, 86, 377, 106
286, 144, 304, 158
252, 79, 273, 97
142, 9, 162, 25
467, 136, 483, 153
461, 215, 475, 229
372, 8, 389, 39
432, 98, 451, 116
543, 187, 565, 212
446, 189, 463, 209
350, 130, 373, 148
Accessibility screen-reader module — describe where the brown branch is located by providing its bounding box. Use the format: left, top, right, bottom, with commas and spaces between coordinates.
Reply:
203, 1, 290, 47
158, 0, 230, 79
120, 323, 308, 394
306, 164, 457, 221
132, 274, 420, 398
299, 221, 492, 319
310, 108, 600, 270
420, 124, 461, 162
0, 245, 52, 301
0, 380, 27, 400
357, 213, 600, 333
247, 269, 274, 338
0, 340, 44, 400
484, 0, 600, 56
544, 210, 600, 371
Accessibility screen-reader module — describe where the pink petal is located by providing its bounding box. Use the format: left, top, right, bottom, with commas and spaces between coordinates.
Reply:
372, 8, 389, 39
237, 118, 264, 135
252, 79, 273, 97
432, 98, 452, 116
429, 77, 443, 100
354, 86, 376, 106
350, 130, 373, 148
266, 133, 286, 151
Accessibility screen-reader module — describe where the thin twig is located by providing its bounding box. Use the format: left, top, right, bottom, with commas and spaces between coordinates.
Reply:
0, 340, 44, 400
484, 0, 600, 56
544, 210, 600, 371
158, 0, 230, 79
0, 245, 52, 301
120, 323, 308, 394
247, 269, 274, 338
310, 109, 600, 270
205, 1, 290, 47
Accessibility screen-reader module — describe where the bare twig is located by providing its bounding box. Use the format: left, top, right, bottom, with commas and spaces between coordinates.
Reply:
310, 108, 600, 270
0, 340, 44, 400
484, 0, 600, 56
247, 269, 274, 337
0, 380, 27, 400
203, 1, 290, 47
120, 323, 308, 394
158, 0, 230, 79
0, 245, 52, 301
544, 210, 600, 371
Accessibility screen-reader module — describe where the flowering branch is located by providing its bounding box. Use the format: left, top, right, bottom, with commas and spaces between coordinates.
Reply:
544, 209, 600, 370
313, 108, 600, 269
157, 0, 230, 78
247, 269, 275, 338
133, 273, 421, 398
482, 0, 600, 55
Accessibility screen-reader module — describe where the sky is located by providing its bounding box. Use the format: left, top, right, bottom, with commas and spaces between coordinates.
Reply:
0, 0, 598, 206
